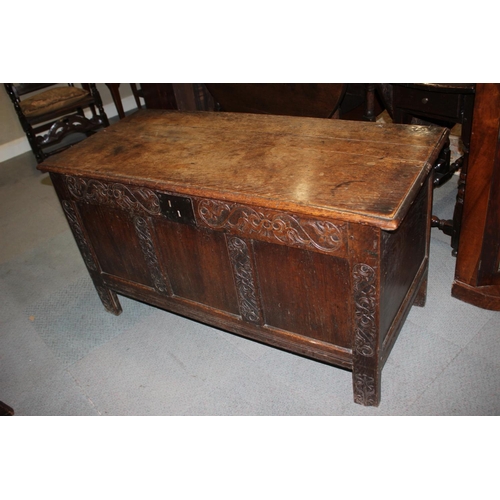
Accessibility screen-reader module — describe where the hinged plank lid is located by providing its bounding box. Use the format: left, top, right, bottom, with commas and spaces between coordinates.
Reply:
38, 110, 448, 229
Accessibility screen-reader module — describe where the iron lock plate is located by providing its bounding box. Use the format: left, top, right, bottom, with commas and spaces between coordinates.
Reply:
158, 192, 196, 225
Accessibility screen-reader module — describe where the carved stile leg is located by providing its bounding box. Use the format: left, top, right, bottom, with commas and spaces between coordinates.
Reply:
226, 235, 263, 324
352, 261, 381, 406
133, 215, 171, 294
62, 201, 99, 272
352, 365, 381, 407
95, 284, 122, 315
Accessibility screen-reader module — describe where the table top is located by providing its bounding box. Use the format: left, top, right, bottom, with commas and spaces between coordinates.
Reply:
38, 109, 448, 229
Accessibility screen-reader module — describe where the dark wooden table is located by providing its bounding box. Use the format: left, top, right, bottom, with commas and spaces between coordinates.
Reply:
38, 110, 447, 406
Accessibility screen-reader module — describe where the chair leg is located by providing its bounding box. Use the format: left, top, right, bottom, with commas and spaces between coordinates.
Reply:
88, 83, 109, 127
24, 124, 46, 163
130, 83, 142, 109
363, 84, 377, 122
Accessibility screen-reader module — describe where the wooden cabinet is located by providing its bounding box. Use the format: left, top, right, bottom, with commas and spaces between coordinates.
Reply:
38, 110, 447, 405
452, 83, 500, 310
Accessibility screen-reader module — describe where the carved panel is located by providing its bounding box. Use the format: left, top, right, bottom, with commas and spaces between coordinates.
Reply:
65, 176, 161, 215
62, 200, 98, 272
197, 199, 344, 255
133, 216, 170, 294
226, 236, 262, 324
353, 263, 377, 357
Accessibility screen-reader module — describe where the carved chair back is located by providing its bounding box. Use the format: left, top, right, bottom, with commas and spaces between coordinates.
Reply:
4, 83, 109, 163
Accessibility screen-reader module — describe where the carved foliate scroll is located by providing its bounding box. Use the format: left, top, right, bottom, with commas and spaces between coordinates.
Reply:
133, 216, 170, 294
197, 199, 344, 254
226, 236, 262, 324
353, 263, 377, 357
62, 200, 98, 272
65, 176, 161, 215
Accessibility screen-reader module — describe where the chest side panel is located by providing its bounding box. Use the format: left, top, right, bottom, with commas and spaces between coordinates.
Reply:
380, 180, 430, 340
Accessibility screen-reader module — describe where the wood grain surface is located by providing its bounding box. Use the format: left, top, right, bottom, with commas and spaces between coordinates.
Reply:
39, 110, 447, 230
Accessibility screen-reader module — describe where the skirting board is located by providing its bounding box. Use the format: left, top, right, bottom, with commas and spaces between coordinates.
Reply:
0, 94, 139, 164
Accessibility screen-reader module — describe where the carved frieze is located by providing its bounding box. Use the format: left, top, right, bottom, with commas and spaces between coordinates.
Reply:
353, 263, 377, 358
65, 176, 161, 215
197, 199, 344, 254
133, 216, 170, 294
226, 236, 262, 324
62, 200, 98, 272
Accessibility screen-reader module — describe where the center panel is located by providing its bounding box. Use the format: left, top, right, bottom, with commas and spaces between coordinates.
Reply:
154, 218, 240, 315
252, 241, 352, 347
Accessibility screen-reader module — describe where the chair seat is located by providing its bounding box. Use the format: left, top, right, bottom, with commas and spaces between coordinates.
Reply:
20, 86, 90, 118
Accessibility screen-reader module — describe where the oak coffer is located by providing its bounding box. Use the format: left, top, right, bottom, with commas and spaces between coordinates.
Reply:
38, 110, 448, 406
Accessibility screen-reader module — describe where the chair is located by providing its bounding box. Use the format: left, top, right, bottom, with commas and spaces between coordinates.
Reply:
4, 83, 110, 163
